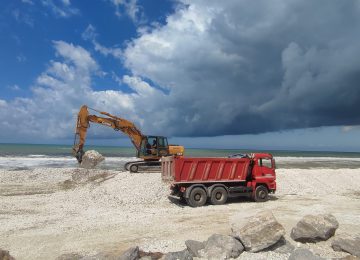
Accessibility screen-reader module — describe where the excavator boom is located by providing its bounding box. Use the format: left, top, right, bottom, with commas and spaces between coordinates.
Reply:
72, 105, 143, 162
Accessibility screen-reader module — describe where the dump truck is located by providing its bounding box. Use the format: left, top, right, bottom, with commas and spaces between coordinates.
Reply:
161, 153, 276, 207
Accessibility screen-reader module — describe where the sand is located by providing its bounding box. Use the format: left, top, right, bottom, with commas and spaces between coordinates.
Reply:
0, 167, 359, 259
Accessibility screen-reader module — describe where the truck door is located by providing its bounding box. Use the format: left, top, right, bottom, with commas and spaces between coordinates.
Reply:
259, 158, 275, 177
157, 137, 169, 156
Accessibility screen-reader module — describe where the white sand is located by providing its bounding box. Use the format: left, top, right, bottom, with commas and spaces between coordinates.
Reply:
0, 168, 359, 259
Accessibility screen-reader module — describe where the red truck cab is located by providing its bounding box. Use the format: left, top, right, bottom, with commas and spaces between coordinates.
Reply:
161, 153, 276, 207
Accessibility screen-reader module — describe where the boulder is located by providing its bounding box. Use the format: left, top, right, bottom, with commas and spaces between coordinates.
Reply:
290, 214, 339, 243
288, 248, 325, 260
118, 247, 140, 260
263, 237, 295, 254
185, 240, 205, 257
0, 249, 15, 260
81, 150, 105, 169
332, 234, 360, 257
231, 210, 285, 252
199, 234, 244, 259
162, 249, 192, 260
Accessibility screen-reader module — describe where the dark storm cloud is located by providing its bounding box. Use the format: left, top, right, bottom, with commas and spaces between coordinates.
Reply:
124, 0, 360, 136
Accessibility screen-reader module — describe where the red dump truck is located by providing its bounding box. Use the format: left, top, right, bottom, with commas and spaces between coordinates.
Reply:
161, 153, 276, 207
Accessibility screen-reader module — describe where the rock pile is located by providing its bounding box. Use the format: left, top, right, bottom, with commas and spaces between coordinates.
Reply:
80, 150, 105, 169
22, 211, 359, 260
0, 249, 15, 260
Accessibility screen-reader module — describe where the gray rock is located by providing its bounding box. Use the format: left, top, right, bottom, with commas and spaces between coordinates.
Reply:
56, 253, 83, 260
200, 234, 244, 259
263, 237, 295, 254
185, 240, 205, 257
332, 234, 360, 257
118, 247, 140, 260
231, 210, 285, 252
163, 249, 192, 260
0, 249, 15, 260
290, 214, 339, 243
288, 248, 325, 260
81, 150, 105, 169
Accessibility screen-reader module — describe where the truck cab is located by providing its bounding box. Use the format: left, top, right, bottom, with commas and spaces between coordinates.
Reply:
251, 153, 277, 194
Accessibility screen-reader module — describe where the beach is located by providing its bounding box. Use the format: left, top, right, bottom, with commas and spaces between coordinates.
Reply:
1, 163, 359, 259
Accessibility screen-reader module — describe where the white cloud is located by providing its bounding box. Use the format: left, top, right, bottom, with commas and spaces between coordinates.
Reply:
108, 0, 145, 24
0, 41, 137, 141
0, 100, 7, 107
8, 84, 21, 91
82, 25, 122, 59
16, 54, 27, 63
12, 9, 34, 27
41, 0, 79, 18
21, 0, 34, 5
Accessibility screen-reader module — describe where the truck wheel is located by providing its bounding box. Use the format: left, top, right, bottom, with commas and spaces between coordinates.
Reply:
129, 164, 138, 173
210, 186, 228, 205
254, 185, 268, 202
187, 187, 207, 207
124, 162, 131, 171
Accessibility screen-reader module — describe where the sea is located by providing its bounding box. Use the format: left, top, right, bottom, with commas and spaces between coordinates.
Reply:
0, 143, 360, 171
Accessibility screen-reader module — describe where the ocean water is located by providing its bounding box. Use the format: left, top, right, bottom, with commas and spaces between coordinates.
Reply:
0, 143, 359, 170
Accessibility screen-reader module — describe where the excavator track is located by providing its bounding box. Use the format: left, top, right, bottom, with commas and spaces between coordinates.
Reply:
125, 161, 161, 173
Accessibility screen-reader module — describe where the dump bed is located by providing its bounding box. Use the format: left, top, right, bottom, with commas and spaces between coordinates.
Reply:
161, 156, 251, 183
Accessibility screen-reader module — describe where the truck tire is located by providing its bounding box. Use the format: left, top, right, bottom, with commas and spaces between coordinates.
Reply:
210, 186, 228, 205
187, 187, 207, 207
129, 164, 138, 173
254, 185, 268, 202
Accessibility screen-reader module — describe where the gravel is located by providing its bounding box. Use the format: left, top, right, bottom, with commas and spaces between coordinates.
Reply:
0, 167, 359, 259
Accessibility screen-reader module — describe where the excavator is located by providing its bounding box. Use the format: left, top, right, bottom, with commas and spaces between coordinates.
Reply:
72, 105, 184, 172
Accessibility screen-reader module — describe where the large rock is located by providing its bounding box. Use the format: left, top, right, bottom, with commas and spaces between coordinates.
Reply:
332, 234, 360, 257
185, 240, 205, 257
288, 248, 325, 260
263, 237, 295, 254
199, 234, 244, 259
118, 247, 140, 260
290, 214, 339, 243
163, 249, 192, 260
0, 249, 15, 260
81, 150, 105, 169
231, 210, 285, 252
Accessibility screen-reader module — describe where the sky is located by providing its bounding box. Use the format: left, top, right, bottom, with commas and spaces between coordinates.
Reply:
1, 0, 360, 152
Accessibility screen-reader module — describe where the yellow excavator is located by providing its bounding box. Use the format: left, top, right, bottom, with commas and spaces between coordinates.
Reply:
72, 105, 184, 172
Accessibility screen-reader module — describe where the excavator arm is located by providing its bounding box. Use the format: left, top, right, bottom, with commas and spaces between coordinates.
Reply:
72, 105, 144, 163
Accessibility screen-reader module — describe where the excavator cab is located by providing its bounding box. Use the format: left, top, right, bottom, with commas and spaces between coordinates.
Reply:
139, 136, 169, 159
